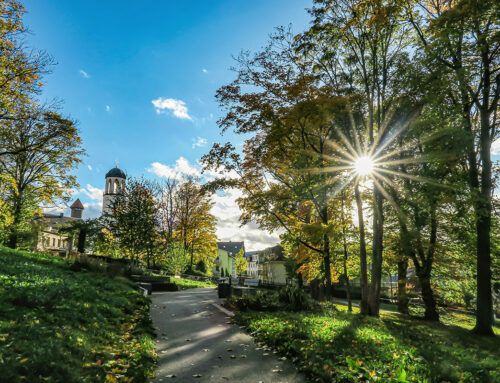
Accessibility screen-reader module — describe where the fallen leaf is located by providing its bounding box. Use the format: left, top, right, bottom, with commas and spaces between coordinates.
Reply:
165, 374, 176, 378
192, 374, 202, 378
272, 369, 283, 373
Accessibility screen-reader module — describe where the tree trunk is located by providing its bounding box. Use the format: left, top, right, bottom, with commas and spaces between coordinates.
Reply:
341, 191, 352, 311
368, 188, 384, 316
77, 229, 87, 253
323, 232, 332, 300
7, 196, 22, 249
397, 259, 409, 315
355, 182, 369, 314
473, 92, 494, 335
418, 272, 439, 321
343, 252, 352, 312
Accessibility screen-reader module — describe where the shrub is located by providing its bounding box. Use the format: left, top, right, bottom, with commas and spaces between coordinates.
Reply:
278, 285, 315, 311
196, 260, 207, 273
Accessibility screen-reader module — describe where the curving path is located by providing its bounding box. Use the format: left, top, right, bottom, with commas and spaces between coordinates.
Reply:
150, 288, 307, 383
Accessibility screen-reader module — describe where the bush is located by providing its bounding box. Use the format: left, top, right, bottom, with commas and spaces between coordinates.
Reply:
228, 287, 315, 312
196, 260, 207, 273
278, 285, 315, 311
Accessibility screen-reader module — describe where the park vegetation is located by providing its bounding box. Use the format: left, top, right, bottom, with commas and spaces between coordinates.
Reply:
0, 1, 84, 249
202, 0, 500, 338
0, 246, 156, 383
97, 176, 219, 276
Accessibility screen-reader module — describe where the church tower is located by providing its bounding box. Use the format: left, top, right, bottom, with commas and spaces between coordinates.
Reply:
102, 165, 126, 216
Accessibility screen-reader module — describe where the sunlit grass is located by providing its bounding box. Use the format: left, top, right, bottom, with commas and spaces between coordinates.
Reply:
0, 247, 157, 382
236, 306, 500, 382
174, 277, 216, 290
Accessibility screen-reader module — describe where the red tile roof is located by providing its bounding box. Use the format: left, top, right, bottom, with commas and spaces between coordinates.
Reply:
70, 198, 84, 209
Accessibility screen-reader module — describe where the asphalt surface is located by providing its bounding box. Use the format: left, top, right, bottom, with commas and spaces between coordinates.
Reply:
150, 288, 307, 383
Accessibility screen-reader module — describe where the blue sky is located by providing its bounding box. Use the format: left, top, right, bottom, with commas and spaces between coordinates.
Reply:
23, 0, 312, 250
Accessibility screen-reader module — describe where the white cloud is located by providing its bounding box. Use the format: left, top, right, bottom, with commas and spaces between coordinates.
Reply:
105, 105, 111, 112
202, 68, 208, 73
82, 202, 103, 219
148, 157, 201, 180
87, 165, 92, 171
211, 188, 281, 251
492, 138, 500, 155
152, 97, 192, 120
148, 157, 280, 250
192, 136, 207, 149
79, 69, 90, 78
79, 184, 103, 201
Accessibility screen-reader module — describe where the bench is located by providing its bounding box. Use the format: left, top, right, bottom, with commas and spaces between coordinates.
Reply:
243, 278, 260, 287
230, 278, 239, 285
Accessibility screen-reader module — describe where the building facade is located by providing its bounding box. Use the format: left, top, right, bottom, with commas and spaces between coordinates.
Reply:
35, 199, 85, 256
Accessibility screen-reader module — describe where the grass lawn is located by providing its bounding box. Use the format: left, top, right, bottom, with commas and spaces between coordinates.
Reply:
0, 247, 156, 383
173, 277, 216, 290
235, 303, 500, 382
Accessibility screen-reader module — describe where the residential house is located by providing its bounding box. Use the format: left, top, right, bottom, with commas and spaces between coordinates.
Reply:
34, 199, 84, 256
245, 251, 259, 277
258, 245, 288, 285
214, 241, 245, 277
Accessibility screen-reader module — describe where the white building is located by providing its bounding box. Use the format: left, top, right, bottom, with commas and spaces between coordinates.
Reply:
102, 166, 126, 216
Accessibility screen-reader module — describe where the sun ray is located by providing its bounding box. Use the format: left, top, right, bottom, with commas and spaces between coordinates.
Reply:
376, 168, 454, 189
324, 140, 358, 162
370, 110, 419, 160
371, 174, 409, 224
330, 170, 357, 197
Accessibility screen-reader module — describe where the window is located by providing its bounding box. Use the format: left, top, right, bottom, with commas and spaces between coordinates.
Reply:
52, 238, 56, 247
58, 239, 61, 247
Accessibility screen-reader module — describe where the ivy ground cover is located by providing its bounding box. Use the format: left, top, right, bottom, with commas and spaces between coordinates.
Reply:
235, 307, 500, 382
0, 247, 156, 382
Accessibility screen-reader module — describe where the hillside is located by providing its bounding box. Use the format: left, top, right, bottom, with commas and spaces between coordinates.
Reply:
0, 247, 156, 383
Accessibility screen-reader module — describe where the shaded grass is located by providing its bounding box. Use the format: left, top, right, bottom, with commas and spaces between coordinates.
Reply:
173, 277, 216, 290
235, 304, 500, 382
0, 247, 157, 383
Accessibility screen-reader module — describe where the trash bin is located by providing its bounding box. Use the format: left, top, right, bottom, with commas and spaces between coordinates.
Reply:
218, 283, 230, 298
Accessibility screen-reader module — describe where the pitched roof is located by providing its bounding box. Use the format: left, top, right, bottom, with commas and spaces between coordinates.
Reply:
217, 241, 245, 257
70, 198, 84, 209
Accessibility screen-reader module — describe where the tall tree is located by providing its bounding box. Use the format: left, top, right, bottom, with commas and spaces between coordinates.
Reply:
0, 108, 84, 248
407, 0, 500, 335
106, 177, 159, 268
174, 179, 217, 271
305, 0, 414, 316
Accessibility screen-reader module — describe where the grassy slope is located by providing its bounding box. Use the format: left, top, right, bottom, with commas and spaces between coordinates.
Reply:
0, 247, 156, 383
174, 277, 216, 290
235, 303, 500, 383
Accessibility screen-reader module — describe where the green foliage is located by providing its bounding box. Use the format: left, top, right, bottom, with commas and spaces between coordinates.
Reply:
160, 243, 189, 275
234, 248, 247, 275
278, 285, 315, 312
195, 260, 207, 273
0, 247, 156, 382
236, 307, 500, 383
228, 286, 316, 312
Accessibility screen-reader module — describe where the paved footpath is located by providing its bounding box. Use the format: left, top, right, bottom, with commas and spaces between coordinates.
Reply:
150, 288, 307, 383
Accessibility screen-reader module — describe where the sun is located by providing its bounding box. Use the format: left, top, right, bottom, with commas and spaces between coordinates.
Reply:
354, 156, 375, 176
